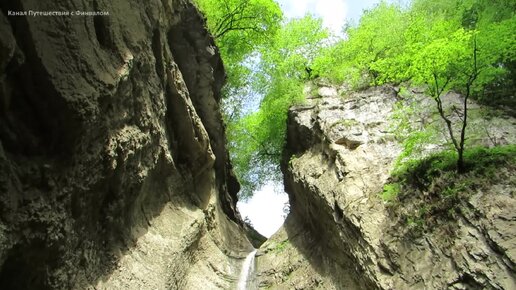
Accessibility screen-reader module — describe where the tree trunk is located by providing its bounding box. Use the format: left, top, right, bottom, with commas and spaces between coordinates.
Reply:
457, 149, 465, 173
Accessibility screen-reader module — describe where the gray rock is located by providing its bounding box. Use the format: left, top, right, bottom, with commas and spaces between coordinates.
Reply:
257, 85, 516, 289
0, 1, 251, 289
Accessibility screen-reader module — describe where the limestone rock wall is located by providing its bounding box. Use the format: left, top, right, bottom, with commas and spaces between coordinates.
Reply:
0, 0, 252, 289
256, 84, 516, 289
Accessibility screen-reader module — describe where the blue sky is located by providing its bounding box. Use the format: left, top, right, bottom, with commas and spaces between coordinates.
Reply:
237, 0, 409, 239
237, 182, 288, 237
277, 0, 376, 33
277, 0, 410, 34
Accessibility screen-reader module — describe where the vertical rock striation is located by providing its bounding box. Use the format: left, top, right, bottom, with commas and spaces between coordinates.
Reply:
0, 0, 252, 289
256, 84, 516, 289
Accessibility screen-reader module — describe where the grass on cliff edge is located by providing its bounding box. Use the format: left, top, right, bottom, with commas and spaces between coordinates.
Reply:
382, 145, 516, 237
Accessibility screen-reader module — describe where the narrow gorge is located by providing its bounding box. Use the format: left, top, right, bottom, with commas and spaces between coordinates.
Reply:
1, 0, 515, 289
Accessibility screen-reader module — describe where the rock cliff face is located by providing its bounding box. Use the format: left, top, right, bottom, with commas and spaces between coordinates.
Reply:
0, 0, 253, 289
256, 84, 516, 289
2, 1, 515, 288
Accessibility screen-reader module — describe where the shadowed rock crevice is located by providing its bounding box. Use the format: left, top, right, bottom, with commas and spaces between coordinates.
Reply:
0, 242, 57, 290
168, 4, 241, 223
256, 83, 516, 289
0, 1, 81, 158
0, 1, 254, 289
151, 28, 165, 84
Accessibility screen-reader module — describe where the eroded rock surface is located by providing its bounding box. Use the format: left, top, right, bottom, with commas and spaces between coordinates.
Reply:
256, 84, 516, 289
0, 0, 253, 289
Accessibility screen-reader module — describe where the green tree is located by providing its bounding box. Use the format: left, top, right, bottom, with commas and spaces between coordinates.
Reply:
408, 0, 516, 103
195, 0, 282, 62
409, 27, 475, 172
196, 0, 516, 197
407, 1, 515, 172
194, 0, 284, 199
313, 2, 408, 87
316, 0, 515, 172
194, 0, 283, 121
229, 15, 330, 198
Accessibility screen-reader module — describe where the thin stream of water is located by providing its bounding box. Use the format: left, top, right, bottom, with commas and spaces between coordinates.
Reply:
237, 249, 257, 290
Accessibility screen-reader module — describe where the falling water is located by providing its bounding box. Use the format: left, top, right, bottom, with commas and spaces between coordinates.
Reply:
237, 249, 257, 290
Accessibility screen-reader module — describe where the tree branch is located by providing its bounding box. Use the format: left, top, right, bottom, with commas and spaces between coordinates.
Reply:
432, 72, 459, 152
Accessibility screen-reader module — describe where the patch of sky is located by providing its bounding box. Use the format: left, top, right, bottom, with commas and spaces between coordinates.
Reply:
237, 0, 411, 238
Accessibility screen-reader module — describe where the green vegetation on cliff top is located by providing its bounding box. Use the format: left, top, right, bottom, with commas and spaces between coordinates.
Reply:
382, 145, 516, 237
195, 0, 516, 199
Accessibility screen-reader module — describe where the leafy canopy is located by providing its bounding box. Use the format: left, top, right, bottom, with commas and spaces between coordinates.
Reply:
196, 0, 516, 197
314, 0, 515, 171
229, 15, 330, 198
194, 0, 282, 111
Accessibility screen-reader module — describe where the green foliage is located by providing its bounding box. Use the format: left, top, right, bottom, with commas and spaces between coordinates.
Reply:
195, 0, 282, 62
382, 145, 516, 237
313, 2, 409, 86
381, 183, 400, 202
196, 1, 332, 198
194, 0, 283, 121
273, 239, 289, 252
395, 130, 434, 168
313, 0, 516, 171
390, 96, 439, 170
313, 0, 515, 96
229, 16, 330, 198
198, 0, 515, 198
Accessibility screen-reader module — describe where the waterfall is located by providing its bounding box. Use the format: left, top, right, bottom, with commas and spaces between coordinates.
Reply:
237, 249, 257, 290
